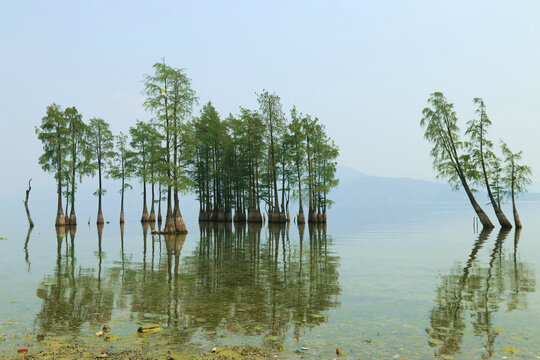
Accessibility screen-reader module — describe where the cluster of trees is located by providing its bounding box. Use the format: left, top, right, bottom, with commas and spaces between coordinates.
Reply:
35, 104, 117, 226
190, 93, 338, 225
35, 61, 339, 231
421, 92, 532, 229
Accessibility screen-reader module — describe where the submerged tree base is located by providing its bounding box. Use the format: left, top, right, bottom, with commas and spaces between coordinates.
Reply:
96, 212, 104, 225
247, 209, 263, 223
55, 213, 66, 226
267, 211, 288, 224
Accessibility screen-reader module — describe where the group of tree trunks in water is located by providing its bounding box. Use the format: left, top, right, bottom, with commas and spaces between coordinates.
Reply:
194, 93, 338, 226
421, 93, 531, 229
35, 60, 339, 232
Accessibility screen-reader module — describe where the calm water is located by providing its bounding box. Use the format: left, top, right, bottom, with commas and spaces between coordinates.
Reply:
1, 201, 540, 359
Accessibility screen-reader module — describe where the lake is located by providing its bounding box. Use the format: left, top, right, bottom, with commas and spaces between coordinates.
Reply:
1, 200, 540, 359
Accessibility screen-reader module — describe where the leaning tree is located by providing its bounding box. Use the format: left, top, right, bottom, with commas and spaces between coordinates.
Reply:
465, 98, 512, 228
421, 92, 494, 229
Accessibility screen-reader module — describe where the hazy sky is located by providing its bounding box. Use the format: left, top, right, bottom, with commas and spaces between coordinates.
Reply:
2, 0, 540, 198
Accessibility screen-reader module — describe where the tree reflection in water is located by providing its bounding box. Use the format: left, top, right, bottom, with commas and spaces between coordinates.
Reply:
427, 229, 535, 359
35, 222, 341, 347
36, 225, 116, 335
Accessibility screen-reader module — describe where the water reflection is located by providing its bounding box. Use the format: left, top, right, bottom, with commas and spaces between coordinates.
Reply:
36, 226, 115, 335
24, 226, 33, 272
34, 222, 341, 345
427, 229, 536, 358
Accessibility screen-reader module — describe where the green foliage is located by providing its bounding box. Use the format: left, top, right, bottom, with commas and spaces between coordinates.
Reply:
87, 118, 115, 197
421, 92, 475, 191
108, 132, 135, 193
36, 63, 340, 224
129, 120, 153, 184
63, 106, 91, 204
500, 141, 532, 199
257, 90, 286, 210
35, 103, 70, 179
142, 60, 198, 195
464, 98, 495, 187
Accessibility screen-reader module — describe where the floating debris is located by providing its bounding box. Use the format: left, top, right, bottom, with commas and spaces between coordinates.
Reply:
137, 324, 163, 334
428, 338, 444, 345
503, 345, 518, 354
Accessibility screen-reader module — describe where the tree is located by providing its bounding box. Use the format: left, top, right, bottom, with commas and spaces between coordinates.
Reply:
303, 115, 321, 223
146, 124, 164, 223
143, 60, 197, 233
257, 90, 286, 223
36, 103, 69, 226
487, 160, 504, 209
64, 106, 90, 225
129, 120, 152, 222
317, 136, 339, 222
24, 178, 34, 227
108, 132, 134, 223
88, 118, 115, 224
241, 108, 265, 223
465, 98, 512, 228
501, 141, 532, 228
287, 107, 306, 223
421, 92, 494, 228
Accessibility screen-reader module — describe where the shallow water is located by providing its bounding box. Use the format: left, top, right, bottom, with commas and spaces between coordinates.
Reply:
1, 201, 540, 359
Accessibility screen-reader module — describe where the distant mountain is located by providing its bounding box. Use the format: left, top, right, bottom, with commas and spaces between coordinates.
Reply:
332, 166, 540, 204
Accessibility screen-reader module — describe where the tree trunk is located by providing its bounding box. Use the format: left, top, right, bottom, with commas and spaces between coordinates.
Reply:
174, 191, 187, 233
296, 162, 305, 224
460, 176, 493, 229
56, 168, 66, 226
70, 147, 77, 225
97, 158, 104, 224
24, 179, 34, 227
149, 181, 156, 222
69, 204, 77, 225
158, 183, 162, 223
481, 154, 512, 228
512, 181, 522, 228
120, 177, 125, 224
163, 185, 176, 233
141, 179, 150, 222
65, 181, 70, 225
